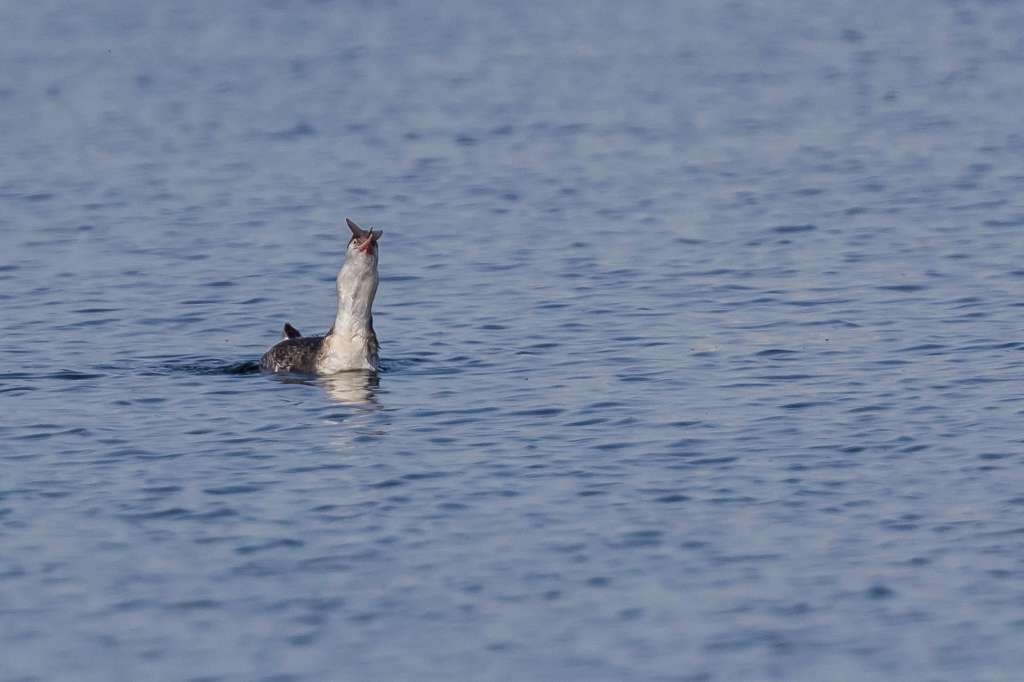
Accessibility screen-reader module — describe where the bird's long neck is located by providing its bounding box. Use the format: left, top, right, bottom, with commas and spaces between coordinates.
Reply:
333, 259, 378, 334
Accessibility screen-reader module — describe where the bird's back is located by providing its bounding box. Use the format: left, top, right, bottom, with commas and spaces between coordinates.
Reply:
259, 335, 326, 374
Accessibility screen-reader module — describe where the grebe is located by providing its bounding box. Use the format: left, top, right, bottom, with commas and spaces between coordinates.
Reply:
259, 218, 382, 374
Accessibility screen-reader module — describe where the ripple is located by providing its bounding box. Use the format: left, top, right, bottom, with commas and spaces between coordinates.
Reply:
772, 224, 817, 233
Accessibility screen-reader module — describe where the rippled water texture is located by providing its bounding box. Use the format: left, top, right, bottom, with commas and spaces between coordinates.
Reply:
2, 2, 1024, 680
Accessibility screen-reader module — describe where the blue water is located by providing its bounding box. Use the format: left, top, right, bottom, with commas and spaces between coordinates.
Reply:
2, 2, 1024, 680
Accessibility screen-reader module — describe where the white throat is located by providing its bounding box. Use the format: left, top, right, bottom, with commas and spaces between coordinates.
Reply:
318, 249, 380, 373
333, 253, 378, 330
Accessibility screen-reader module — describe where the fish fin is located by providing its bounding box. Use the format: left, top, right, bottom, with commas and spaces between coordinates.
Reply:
283, 322, 302, 339
346, 218, 368, 240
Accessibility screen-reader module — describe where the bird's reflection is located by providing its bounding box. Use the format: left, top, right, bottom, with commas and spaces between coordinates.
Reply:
275, 370, 380, 406
319, 370, 380, 406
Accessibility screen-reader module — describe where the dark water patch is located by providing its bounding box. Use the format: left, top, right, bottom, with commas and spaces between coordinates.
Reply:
73, 307, 121, 314
140, 314, 206, 325
714, 552, 783, 564
119, 507, 192, 521
236, 538, 304, 555
141, 485, 183, 495
16, 192, 56, 203
15, 427, 91, 440
509, 407, 565, 417
978, 452, 1011, 461
268, 121, 317, 140
755, 348, 799, 357
667, 437, 708, 449
167, 599, 221, 612
401, 471, 449, 481
684, 456, 738, 466
593, 441, 636, 452
796, 318, 860, 328
785, 297, 853, 307
611, 530, 664, 549
899, 343, 947, 353
0, 385, 36, 395
866, 584, 896, 600
152, 358, 262, 375
46, 370, 104, 381
959, 341, 1023, 351
781, 401, 829, 410
564, 417, 608, 426
1, 372, 45, 381
369, 479, 404, 489
772, 224, 817, 234
410, 406, 497, 419
877, 284, 928, 292
848, 403, 890, 413
582, 400, 628, 410
282, 463, 352, 474
983, 217, 1024, 227
62, 317, 118, 329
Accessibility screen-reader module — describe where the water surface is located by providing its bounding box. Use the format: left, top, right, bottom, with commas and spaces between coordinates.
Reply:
2, 2, 1024, 680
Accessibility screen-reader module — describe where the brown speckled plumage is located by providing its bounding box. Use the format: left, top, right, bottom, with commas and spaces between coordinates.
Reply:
258, 334, 327, 374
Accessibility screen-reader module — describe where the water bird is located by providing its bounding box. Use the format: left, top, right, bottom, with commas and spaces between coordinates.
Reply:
260, 218, 382, 374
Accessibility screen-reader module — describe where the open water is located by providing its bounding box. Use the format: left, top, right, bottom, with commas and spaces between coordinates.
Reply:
2, 1, 1023, 680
